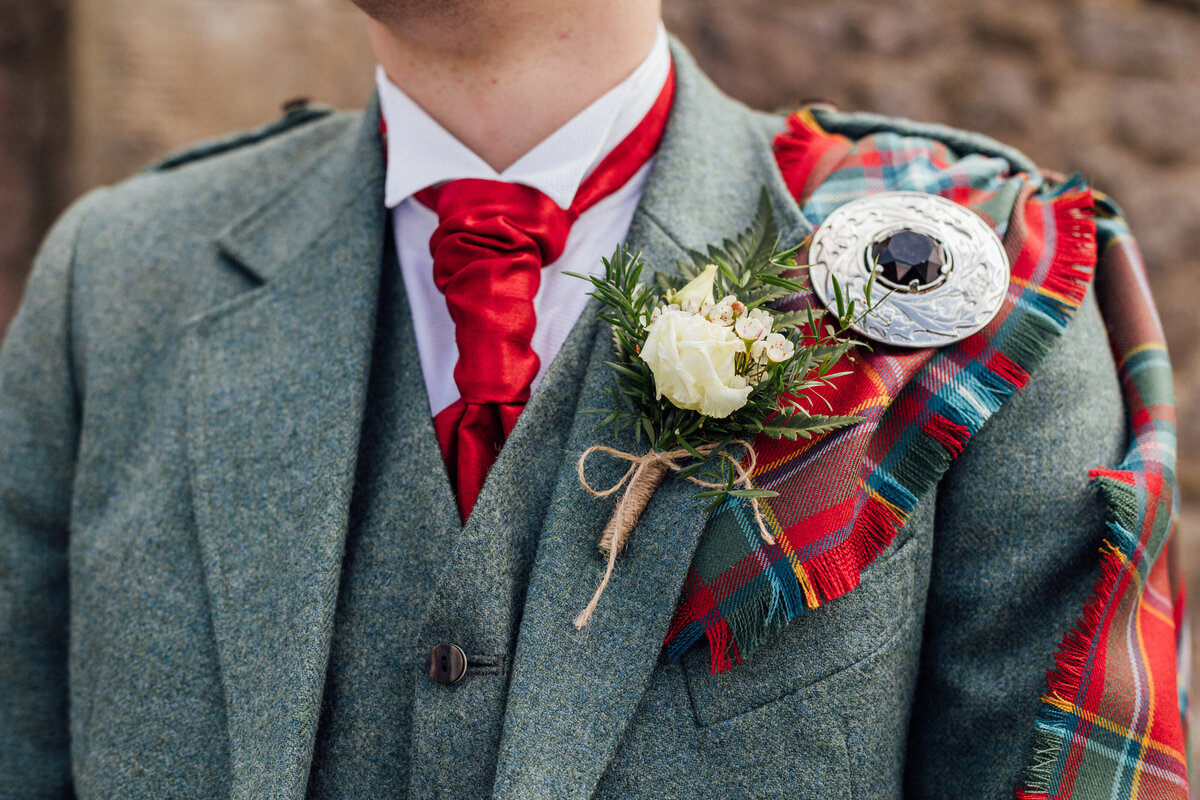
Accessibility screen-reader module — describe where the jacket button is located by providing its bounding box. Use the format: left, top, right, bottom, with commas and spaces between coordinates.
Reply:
427, 643, 467, 685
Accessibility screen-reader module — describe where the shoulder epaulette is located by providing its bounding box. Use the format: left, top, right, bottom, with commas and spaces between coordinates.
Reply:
148, 101, 336, 172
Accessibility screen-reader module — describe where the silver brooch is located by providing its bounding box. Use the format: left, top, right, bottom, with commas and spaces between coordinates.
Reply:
808, 191, 1010, 348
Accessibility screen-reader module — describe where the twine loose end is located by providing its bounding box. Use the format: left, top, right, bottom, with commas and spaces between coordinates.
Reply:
573, 440, 774, 628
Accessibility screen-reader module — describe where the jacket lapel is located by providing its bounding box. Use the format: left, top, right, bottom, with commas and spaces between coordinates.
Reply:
492, 42, 808, 800
184, 101, 386, 800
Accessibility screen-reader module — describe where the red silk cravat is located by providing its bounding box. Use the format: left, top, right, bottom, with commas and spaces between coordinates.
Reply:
417, 66, 675, 521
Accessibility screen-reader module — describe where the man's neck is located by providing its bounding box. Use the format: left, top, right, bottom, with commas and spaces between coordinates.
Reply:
364, 1, 662, 172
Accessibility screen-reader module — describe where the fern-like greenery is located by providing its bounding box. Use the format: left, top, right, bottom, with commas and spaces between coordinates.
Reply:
570, 189, 878, 501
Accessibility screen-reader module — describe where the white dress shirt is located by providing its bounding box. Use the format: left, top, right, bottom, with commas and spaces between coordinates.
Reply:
378, 25, 671, 417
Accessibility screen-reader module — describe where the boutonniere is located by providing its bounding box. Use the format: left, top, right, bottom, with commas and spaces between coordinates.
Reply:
571, 192, 883, 627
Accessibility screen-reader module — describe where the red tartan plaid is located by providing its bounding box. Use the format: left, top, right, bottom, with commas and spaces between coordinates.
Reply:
661, 111, 1187, 797
1015, 196, 1187, 798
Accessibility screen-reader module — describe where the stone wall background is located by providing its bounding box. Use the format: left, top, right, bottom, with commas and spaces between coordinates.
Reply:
3, 0, 1199, 776
9, 0, 1199, 479
0, 0, 70, 340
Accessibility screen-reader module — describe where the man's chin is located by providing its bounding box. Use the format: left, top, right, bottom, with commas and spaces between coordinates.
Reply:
349, 0, 469, 25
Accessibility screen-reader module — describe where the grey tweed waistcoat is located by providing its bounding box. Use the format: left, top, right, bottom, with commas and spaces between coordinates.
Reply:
306, 239, 599, 798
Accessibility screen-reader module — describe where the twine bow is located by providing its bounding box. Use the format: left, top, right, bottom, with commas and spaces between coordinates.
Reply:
573, 440, 774, 628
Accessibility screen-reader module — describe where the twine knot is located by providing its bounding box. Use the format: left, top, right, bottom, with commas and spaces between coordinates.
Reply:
573, 441, 774, 629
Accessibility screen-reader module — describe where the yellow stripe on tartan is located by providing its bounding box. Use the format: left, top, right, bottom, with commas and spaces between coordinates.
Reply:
772, 509, 821, 610
1142, 598, 1175, 630
1107, 540, 1141, 590
1116, 341, 1167, 371
759, 446, 812, 475
849, 395, 891, 417
1008, 274, 1087, 309
796, 562, 819, 609
755, 358, 893, 475
1061, 540, 1188, 789
1041, 694, 1187, 765
781, 482, 906, 611
1132, 570, 1154, 800
868, 484, 907, 522
854, 353, 892, 400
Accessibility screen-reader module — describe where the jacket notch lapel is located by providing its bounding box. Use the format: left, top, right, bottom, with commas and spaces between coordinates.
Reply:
184, 102, 387, 799
492, 41, 809, 800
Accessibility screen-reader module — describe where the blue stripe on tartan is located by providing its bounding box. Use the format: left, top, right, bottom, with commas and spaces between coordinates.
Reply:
1125, 348, 1172, 380
663, 618, 705, 662
939, 366, 1005, 428
870, 411, 931, 477
805, 135, 1013, 193
665, 495, 812, 663
727, 502, 806, 624
1031, 705, 1081, 785
1035, 694, 1191, 795
863, 467, 918, 512
1035, 704, 1191, 796
925, 391, 976, 433
1104, 520, 1140, 558
786, 516, 856, 563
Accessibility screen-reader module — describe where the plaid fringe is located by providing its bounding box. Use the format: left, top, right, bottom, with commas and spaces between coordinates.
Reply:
1015, 198, 1186, 798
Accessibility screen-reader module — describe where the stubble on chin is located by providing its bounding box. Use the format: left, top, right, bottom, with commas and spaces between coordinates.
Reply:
349, 0, 472, 26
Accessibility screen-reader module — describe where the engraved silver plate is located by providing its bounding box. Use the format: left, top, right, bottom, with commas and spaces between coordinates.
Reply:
808, 191, 1010, 348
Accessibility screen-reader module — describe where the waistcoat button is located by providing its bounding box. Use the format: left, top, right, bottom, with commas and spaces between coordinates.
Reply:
427, 643, 468, 685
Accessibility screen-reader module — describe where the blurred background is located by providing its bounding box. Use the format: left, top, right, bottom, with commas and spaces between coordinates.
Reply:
3, 0, 1199, 774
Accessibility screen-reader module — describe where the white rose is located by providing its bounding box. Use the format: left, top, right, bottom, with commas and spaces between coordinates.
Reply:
639, 309, 753, 418
734, 314, 767, 342
763, 332, 795, 364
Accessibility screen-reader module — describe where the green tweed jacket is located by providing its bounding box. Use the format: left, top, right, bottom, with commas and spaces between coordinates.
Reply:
0, 44, 1125, 799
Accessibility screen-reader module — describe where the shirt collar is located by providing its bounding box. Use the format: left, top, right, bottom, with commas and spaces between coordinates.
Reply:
379, 24, 671, 210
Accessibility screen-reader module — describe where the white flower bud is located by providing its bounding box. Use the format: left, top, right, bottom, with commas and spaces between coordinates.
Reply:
672, 264, 718, 307
680, 297, 703, 314
706, 302, 735, 326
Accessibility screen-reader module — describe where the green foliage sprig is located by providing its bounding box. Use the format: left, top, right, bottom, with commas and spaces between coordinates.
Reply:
570, 190, 884, 504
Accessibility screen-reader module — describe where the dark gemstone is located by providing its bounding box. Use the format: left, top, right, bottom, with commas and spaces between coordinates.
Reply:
871, 230, 944, 289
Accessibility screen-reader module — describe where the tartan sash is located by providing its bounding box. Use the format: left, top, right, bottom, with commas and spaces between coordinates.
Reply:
1015, 198, 1187, 797
660, 110, 1187, 795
